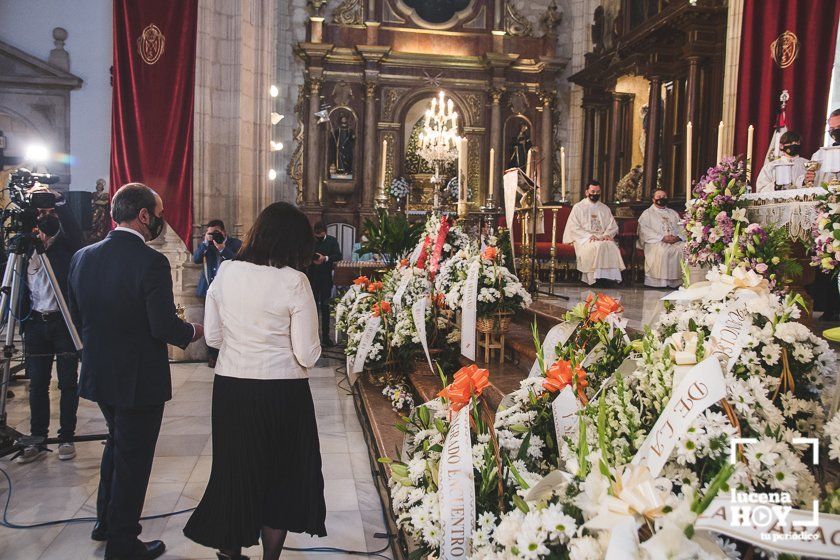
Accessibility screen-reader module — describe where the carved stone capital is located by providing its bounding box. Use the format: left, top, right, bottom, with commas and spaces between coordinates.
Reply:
365, 80, 378, 99
309, 76, 323, 95
489, 88, 504, 104
538, 89, 555, 107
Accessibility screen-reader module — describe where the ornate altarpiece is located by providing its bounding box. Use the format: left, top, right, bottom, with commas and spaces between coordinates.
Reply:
292, 0, 567, 228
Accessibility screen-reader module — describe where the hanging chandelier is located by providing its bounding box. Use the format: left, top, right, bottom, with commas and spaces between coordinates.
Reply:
417, 91, 460, 166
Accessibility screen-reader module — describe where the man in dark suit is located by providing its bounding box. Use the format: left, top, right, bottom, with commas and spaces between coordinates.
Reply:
16, 191, 84, 464
68, 183, 203, 560
192, 219, 241, 367
307, 222, 342, 346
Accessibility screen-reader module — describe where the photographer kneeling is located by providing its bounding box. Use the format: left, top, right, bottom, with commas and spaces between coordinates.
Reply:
17, 188, 84, 464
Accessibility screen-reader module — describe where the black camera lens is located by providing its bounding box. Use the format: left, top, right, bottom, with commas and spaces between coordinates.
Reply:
210, 231, 225, 244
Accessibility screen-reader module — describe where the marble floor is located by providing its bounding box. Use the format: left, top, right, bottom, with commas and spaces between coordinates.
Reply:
0, 358, 392, 560
540, 283, 673, 330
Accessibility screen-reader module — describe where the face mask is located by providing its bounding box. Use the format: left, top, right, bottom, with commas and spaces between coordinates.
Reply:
588, 194, 600, 202
830, 128, 840, 143
654, 198, 668, 207
781, 144, 800, 156
37, 214, 61, 238
144, 212, 164, 241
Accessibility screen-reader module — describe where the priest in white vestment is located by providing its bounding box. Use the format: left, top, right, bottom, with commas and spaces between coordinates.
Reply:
806, 109, 840, 189
637, 189, 684, 288
563, 181, 625, 285
755, 131, 807, 192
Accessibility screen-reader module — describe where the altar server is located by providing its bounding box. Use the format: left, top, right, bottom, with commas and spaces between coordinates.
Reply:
563, 180, 625, 285
637, 189, 684, 288
806, 108, 840, 188
755, 131, 808, 192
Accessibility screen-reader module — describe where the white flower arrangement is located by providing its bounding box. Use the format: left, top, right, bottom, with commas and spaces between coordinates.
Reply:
389, 176, 410, 200
382, 382, 415, 412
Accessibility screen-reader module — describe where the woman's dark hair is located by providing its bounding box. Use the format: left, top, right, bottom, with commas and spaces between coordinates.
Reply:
237, 202, 314, 271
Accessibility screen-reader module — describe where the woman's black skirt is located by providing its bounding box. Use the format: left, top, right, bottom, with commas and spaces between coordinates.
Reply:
183, 375, 327, 549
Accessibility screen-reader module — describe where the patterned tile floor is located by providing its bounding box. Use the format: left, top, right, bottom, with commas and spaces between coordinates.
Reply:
0, 358, 392, 560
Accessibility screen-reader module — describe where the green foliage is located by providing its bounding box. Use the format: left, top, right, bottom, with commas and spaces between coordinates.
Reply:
358, 210, 423, 265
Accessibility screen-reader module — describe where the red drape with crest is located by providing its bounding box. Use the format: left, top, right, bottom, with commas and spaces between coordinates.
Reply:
734, 0, 840, 181
110, 0, 197, 250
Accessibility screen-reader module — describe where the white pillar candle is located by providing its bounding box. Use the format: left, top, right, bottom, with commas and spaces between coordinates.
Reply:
716, 121, 725, 163
380, 139, 388, 194
685, 121, 693, 200
526, 148, 534, 179
746, 124, 754, 183
560, 146, 566, 200
488, 147, 495, 198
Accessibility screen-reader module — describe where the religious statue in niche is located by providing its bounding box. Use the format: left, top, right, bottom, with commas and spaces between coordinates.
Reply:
89, 178, 111, 244
509, 123, 532, 171
403, 0, 471, 25
329, 112, 356, 179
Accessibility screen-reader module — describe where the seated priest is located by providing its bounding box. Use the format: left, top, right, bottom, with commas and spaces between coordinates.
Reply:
637, 189, 684, 288
806, 108, 840, 188
755, 131, 808, 192
562, 180, 625, 286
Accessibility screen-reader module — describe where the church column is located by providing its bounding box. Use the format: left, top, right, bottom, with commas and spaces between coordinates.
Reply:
643, 76, 662, 197
581, 106, 594, 191
362, 81, 378, 212
539, 90, 553, 202
304, 76, 323, 207
489, 88, 503, 204
606, 92, 623, 201
685, 57, 701, 188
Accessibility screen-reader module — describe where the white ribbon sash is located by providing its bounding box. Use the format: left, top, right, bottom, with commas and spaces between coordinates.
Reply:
412, 297, 434, 374
393, 275, 412, 312
349, 290, 371, 317
631, 357, 726, 477
528, 320, 581, 378
582, 342, 606, 368
460, 260, 480, 360
695, 499, 840, 559
605, 517, 640, 560
347, 355, 356, 386
552, 386, 581, 442
352, 315, 382, 375
409, 241, 424, 266
439, 408, 476, 560
708, 303, 752, 373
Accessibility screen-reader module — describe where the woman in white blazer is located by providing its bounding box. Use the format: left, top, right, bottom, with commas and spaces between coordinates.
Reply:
184, 202, 326, 560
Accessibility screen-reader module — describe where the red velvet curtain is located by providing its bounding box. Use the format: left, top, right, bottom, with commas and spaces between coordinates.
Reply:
734, 0, 840, 181
110, 0, 197, 250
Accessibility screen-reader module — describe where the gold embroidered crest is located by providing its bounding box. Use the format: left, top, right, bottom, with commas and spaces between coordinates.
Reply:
137, 24, 165, 65
770, 31, 799, 69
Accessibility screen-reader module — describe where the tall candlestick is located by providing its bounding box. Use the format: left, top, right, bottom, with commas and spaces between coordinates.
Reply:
551, 208, 557, 246
560, 146, 566, 200
457, 137, 468, 202
746, 124, 754, 184
685, 121, 693, 200
716, 121, 725, 163
488, 148, 495, 198
379, 139, 388, 194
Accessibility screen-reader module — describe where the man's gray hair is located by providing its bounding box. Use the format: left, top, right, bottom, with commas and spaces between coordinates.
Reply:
111, 183, 158, 223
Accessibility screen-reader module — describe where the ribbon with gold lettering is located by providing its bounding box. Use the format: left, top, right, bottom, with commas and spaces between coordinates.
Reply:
695, 498, 840, 559
438, 407, 475, 560
460, 260, 480, 360
352, 315, 382, 376
708, 303, 752, 373
631, 357, 726, 477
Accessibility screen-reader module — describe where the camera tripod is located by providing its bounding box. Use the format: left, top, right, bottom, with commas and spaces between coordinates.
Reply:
0, 231, 102, 459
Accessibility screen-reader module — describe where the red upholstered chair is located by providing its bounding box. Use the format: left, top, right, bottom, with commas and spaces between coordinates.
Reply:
498, 206, 577, 280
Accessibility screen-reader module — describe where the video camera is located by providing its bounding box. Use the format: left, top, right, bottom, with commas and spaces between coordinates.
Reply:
4, 168, 59, 237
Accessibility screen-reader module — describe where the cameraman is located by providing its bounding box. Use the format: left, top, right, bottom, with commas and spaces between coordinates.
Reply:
193, 220, 241, 367
17, 188, 83, 464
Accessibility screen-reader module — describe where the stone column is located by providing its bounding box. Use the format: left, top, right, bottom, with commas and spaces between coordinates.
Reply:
643, 76, 662, 197
606, 93, 623, 201
304, 76, 323, 207
686, 57, 701, 126
581, 106, 594, 191
362, 81, 378, 212
539, 90, 553, 202
489, 88, 503, 204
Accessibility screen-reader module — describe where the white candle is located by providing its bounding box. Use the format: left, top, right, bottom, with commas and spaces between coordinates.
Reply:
526, 148, 534, 179
685, 121, 693, 200
746, 124, 754, 183
774, 129, 781, 158
488, 148, 495, 198
380, 139, 388, 194
560, 146, 566, 200
716, 121, 725, 163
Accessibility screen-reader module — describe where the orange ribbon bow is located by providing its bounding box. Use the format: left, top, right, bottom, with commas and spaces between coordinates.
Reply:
543, 359, 588, 403
367, 281, 384, 293
481, 246, 498, 261
353, 276, 370, 287
586, 293, 623, 323
438, 364, 491, 412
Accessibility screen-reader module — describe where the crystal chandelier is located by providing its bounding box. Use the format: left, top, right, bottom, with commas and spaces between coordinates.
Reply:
418, 91, 460, 167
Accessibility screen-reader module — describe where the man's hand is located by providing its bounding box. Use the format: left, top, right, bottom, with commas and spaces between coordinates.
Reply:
663, 234, 680, 244
213, 240, 226, 252
191, 323, 204, 343
313, 253, 326, 265
589, 235, 598, 242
